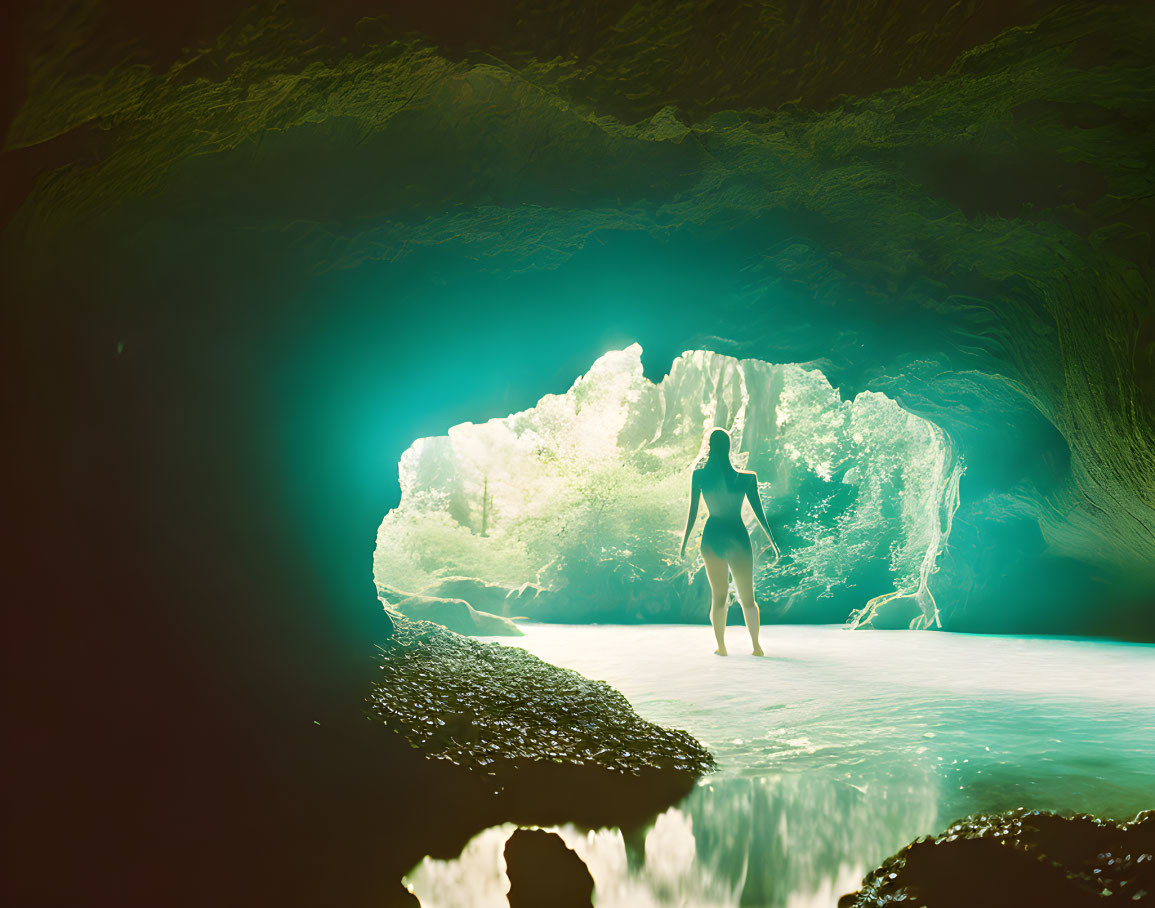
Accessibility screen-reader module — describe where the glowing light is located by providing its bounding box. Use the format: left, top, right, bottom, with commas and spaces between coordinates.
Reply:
374, 345, 959, 626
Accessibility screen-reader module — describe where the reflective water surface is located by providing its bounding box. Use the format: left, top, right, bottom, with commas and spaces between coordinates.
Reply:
406, 624, 1155, 907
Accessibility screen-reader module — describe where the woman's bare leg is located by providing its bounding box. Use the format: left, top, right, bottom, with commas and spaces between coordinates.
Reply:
729, 549, 763, 656
702, 550, 731, 655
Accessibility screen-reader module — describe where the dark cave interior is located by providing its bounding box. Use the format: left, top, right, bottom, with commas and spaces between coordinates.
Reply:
4, 1, 1154, 904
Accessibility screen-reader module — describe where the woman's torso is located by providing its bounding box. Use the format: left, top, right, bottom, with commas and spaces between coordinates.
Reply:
699, 466, 748, 524
698, 466, 751, 558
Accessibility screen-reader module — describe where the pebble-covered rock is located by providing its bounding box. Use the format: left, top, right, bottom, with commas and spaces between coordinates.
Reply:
839, 807, 1155, 907
367, 615, 715, 777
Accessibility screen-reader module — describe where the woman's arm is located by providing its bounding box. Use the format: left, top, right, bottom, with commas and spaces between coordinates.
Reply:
745, 473, 780, 558
679, 471, 701, 558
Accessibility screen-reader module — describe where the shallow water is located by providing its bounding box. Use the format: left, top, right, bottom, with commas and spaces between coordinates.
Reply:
405, 624, 1155, 907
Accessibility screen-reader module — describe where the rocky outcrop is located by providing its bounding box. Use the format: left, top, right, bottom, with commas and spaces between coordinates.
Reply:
390, 593, 522, 637
368, 614, 715, 777
840, 808, 1155, 907
377, 583, 522, 636
420, 576, 517, 617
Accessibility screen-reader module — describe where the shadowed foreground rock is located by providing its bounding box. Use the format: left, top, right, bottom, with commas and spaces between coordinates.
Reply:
505, 829, 595, 908
359, 614, 713, 904
369, 614, 714, 777
839, 808, 1155, 907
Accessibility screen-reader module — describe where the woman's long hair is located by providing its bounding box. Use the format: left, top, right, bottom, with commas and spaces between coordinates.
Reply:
697, 427, 735, 473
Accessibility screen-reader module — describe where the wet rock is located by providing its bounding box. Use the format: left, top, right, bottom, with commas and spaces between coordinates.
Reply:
387, 593, 523, 637
368, 614, 715, 779
504, 829, 594, 908
839, 808, 1155, 907
422, 576, 517, 617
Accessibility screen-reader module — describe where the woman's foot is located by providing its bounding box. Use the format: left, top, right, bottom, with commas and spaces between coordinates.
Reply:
714, 646, 728, 656
752, 644, 764, 657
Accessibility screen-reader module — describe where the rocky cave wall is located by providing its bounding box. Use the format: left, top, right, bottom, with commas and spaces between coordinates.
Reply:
7, 0, 1154, 635
4, 1, 1154, 904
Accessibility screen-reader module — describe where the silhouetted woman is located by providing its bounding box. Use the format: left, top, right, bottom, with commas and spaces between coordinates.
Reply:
680, 427, 779, 656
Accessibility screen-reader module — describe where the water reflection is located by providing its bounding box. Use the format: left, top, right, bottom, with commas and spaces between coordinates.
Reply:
405, 626, 1155, 907
407, 825, 514, 908
407, 769, 937, 907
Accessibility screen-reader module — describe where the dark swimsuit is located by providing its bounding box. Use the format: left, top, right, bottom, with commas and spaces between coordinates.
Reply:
698, 469, 754, 563
701, 515, 752, 561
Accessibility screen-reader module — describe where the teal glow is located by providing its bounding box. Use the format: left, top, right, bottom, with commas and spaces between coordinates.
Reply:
374, 344, 960, 627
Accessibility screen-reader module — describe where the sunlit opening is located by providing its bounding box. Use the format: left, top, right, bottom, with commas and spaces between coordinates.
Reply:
374, 344, 963, 629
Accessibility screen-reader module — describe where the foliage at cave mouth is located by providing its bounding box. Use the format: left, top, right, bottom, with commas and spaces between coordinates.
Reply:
374, 345, 962, 628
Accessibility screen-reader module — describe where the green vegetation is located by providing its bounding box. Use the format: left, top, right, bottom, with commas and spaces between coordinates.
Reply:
374, 345, 960, 625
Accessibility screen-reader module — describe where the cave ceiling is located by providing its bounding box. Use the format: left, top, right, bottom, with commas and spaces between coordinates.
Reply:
4, 0, 1154, 613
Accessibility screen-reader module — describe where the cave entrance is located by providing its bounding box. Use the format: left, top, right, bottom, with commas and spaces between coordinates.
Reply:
374, 344, 963, 630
